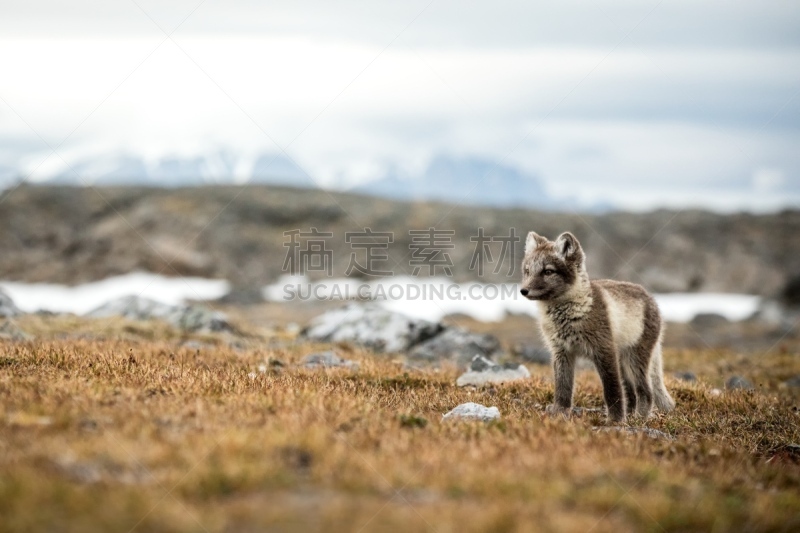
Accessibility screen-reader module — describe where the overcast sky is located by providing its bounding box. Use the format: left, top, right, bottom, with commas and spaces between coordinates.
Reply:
0, 0, 798, 211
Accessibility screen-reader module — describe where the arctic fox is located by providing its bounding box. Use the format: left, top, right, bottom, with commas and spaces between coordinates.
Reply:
520, 231, 675, 422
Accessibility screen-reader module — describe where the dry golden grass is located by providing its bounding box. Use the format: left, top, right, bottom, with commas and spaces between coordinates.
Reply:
1, 317, 799, 532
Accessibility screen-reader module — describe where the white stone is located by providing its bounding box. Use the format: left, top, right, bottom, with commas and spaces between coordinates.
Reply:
442, 402, 501, 422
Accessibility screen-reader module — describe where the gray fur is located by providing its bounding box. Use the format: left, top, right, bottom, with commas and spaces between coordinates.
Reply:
521, 231, 675, 422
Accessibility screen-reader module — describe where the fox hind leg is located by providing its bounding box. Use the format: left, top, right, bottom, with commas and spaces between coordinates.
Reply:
630, 354, 654, 417
621, 348, 652, 418
621, 369, 638, 415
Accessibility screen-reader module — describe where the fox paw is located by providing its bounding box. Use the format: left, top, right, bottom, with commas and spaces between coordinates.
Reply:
545, 404, 571, 418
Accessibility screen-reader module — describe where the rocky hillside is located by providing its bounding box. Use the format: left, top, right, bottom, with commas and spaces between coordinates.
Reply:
1, 184, 798, 297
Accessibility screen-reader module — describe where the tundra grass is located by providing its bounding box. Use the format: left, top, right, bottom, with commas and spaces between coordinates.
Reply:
0, 322, 799, 532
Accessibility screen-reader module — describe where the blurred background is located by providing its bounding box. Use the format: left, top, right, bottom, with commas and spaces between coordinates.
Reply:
1, 0, 798, 350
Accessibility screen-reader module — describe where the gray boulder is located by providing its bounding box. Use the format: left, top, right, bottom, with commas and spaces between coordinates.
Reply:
456, 355, 531, 387
674, 371, 697, 382
784, 375, 800, 388
301, 351, 358, 370
725, 375, 754, 390
301, 304, 505, 364
442, 402, 501, 422
0, 320, 31, 340
512, 344, 551, 365
0, 288, 21, 317
748, 299, 797, 331
690, 313, 729, 328
88, 295, 231, 332
782, 274, 800, 307
409, 327, 501, 365
301, 303, 442, 353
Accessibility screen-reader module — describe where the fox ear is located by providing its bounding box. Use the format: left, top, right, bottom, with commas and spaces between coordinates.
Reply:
555, 232, 582, 260
525, 231, 548, 253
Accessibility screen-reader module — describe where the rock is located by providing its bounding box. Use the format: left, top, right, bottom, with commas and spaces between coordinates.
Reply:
301, 351, 358, 370
748, 299, 796, 330
456, 355, 531, 387
782, 274, 800, 307
690, 313, 729, 328
708, 388, 723, 397
512, 344, 551, 365
0, 288, 21, 317
674, 371, 697, 382
784, 375, 800, 388
594, 426, 673, 440
0, 320, 31, 341
301, 303, 442, 353
469, 354, 496, 372
302, 304, 505, 364
442, 402, 501, 422
409, 327, 502, 365
725, 375, 754, 390
88, 295, 231, 332
178, 305, 231, 332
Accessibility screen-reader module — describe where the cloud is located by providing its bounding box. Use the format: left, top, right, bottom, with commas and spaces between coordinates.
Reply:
4, 1, 800, 50
752, 168, 785, 192
0, 1, 798, 210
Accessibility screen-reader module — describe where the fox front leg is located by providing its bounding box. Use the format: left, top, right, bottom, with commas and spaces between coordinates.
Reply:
546, 350, 575, 417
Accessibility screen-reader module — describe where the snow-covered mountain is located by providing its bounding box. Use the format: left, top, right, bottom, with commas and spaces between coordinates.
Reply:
1, 151, 606, 211
352, 155, 595, 211
41, 151, 311, 187
353, 156, 552, 207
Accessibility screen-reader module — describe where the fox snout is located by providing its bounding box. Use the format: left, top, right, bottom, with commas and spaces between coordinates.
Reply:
519, 284, 546, 300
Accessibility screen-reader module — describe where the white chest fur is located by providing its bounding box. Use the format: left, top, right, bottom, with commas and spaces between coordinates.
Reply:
537, 296, 592, 353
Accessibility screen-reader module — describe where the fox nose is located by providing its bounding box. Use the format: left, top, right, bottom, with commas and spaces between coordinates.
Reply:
520, 288, 529, 296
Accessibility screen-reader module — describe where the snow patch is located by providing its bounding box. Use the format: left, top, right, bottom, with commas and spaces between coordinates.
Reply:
653, 293, 760, 323
264, 276, 761, 323
0, 272, 230, 315
0, 272, 761, 323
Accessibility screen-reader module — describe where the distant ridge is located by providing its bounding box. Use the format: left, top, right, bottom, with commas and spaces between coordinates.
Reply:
3, 152, 608, 211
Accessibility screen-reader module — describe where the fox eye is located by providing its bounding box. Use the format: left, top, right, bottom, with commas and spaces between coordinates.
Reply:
543, 268, 556, 276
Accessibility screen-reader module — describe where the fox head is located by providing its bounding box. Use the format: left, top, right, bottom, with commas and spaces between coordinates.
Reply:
520, 231, 586, 301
